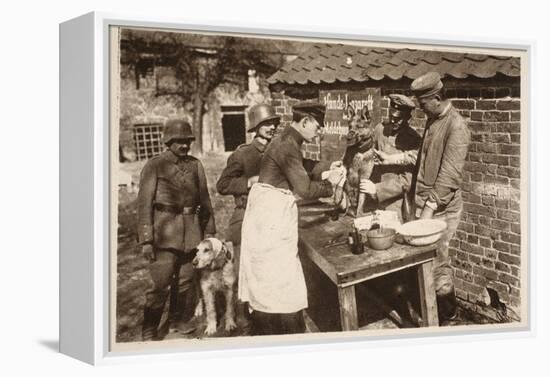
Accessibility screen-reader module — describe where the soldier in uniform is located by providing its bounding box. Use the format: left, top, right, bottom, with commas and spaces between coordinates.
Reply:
216, 104, 280, 266
357, 94, 422, 323
216, 103, 280, 327
359, 94, 422, 219
238, 102, 345, 335
137, 119, 216, 341
410, 72, 471, 322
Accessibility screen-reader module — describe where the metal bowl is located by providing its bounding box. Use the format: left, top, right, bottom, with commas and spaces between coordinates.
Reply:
366, 228, 396, 250
398, 219, 448, 246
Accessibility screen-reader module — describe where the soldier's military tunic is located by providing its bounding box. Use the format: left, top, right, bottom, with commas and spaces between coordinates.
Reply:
238, 126, 333, 320
370, 122, 422, 218
216, 138, 266, 246
137, 150, 216, 311
258, 127, 333, 197
414, 103, 470, 299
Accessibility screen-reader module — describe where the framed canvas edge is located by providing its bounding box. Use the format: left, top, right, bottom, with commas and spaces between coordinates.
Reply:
77, 11, 536, 365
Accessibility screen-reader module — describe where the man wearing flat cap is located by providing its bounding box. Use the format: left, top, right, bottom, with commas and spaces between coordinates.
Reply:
410, 72, 471, 322
359, 94, 422, 218
238, 101, 345, 335
137, 119, 216, 340
216, 103, 280, 327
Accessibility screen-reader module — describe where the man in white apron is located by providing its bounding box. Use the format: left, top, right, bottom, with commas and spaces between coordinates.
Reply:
238, 102, 345, 335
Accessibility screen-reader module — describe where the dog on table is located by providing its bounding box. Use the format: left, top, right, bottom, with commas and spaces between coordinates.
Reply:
192, 238, 237, 335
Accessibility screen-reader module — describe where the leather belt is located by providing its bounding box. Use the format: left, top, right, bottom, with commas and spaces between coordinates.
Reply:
154, 203, 199, 215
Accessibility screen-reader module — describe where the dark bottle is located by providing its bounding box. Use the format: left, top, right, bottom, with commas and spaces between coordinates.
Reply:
348, 231, 356, 253
350, 229, 365, 255
401, 185, 416, 223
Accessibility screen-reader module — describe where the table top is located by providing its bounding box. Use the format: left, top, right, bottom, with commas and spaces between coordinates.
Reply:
299, 215, 438, 287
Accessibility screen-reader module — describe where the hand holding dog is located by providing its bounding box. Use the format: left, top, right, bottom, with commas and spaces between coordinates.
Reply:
324, 167, 346, 185
360, 179, 377, 196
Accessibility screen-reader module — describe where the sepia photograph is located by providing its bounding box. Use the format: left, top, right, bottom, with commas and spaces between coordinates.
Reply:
109, 25, 528, 350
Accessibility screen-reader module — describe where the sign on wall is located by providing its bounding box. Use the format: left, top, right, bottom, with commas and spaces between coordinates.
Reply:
319, 89, 381, 161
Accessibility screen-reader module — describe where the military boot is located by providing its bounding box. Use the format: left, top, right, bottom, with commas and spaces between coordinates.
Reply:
169, 288, 198, 335
142, 307, 164, 341
236, 301, 251, 333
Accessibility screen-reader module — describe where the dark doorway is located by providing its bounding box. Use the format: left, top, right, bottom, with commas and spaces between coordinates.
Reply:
221, 106, 246, 151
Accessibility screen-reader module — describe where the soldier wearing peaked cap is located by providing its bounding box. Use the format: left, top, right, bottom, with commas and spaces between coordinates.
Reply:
354, 94, 422, 320
291, 101, 326, 126
216, 103, 281, 328
359, 93, 422, 219
137, 119, 216, 340
410, 72, 471, 323
238, 101, 345, 335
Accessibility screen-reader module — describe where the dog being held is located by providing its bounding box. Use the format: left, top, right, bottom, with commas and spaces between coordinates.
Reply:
192, 238, 237, 335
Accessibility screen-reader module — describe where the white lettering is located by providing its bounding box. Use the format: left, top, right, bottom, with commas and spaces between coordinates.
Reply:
322, 120, 349, 135
323, 92, 346, 110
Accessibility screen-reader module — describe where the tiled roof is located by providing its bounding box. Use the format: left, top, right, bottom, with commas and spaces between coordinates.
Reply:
268, 44, 520, 85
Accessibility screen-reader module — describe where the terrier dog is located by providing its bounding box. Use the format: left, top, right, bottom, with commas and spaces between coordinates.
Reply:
192, 238, 237, 335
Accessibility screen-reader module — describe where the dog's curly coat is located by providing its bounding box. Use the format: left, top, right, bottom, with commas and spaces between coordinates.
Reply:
192, 238, 237, 335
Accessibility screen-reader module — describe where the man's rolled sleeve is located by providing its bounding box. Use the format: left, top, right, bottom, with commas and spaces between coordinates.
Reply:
376, 172, 412, 203
403, 150, 418, 166
430, 122, 470, 206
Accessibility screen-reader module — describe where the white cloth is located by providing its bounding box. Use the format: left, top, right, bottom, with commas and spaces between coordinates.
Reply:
238, 183, 308, 313
319, 173, 348, 210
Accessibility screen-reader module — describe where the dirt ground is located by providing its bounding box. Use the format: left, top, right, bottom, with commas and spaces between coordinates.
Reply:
115, 152, 492, 343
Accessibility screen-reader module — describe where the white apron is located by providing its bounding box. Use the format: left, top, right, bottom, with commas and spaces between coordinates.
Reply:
238, 183, 308, 313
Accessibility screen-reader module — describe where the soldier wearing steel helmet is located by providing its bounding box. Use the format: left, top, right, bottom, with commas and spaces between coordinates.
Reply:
216, 103, 280, 328
137, 119, 216, 341
217, 103, 280, 248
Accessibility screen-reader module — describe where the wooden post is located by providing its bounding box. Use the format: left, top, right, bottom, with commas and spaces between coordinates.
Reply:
417, 261, 439, 327
337, 285, 358, 331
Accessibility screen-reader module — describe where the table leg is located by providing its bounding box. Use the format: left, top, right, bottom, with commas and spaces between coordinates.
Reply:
417, 261, 439, 327
337, 285, 358, 331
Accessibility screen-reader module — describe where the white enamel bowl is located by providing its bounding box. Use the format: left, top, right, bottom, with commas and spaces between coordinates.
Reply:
397, 219, 448, 246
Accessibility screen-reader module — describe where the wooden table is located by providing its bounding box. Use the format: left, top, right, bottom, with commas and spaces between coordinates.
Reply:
299, 215, 439, 331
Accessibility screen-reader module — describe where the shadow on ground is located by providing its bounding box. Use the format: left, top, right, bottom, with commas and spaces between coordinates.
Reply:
38, 339, 59, 353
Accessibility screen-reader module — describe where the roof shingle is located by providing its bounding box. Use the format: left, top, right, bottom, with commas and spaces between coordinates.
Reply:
268, 44, 520, 85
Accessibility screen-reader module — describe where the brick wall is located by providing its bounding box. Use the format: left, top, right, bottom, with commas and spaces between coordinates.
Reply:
441, 86, 521, 320
272, 79, 522, 321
